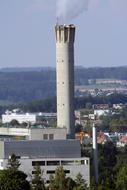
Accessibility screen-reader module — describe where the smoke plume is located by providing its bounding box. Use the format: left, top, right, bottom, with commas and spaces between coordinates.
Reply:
56, 0, 89, 23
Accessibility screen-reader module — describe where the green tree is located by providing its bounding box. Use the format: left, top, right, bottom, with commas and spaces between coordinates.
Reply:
31, 165, 46, 190
115, 166, 127, 190
98, 142, 117, 188
66, 177, 76, 190
0, 168, 30, 190
73, 173, 87, 190
10, 119, 20, 126
7, 154, 20, 170
0, 153, 30, 190
48, 166, 68, 190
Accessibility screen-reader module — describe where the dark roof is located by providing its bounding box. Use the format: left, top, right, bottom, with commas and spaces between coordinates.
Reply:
2, 140, 81, 159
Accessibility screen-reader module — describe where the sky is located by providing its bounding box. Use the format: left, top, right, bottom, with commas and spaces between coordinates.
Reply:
0, 0, 127, 68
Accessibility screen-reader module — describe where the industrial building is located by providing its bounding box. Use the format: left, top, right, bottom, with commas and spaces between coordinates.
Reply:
0, 140, 90, 186
2, 112, 56, 124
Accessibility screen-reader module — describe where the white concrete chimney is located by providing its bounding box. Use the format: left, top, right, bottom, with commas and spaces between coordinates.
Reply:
55, 25, 75, 138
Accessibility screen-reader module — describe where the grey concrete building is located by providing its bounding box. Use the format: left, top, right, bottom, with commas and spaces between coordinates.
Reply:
0, 140, 90, 186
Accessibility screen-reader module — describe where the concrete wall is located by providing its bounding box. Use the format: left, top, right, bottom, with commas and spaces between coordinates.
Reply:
0, 127, 30, 137
30, 128, 67, 140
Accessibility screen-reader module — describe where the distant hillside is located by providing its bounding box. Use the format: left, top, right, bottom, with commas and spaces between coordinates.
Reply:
0, 66, 127, 103
0, 71, 56, 103
0, 67, 55, 72
75, 66, 127, 85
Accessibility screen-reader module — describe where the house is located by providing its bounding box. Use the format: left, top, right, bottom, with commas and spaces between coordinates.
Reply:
117, 136, 127, 147
75, 132, 91, 144
94, 109, 111, 117
97, 132, 112, 144
93, 104, 109, 110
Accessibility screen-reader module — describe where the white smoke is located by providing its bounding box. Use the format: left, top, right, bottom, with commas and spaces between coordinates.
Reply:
56, 0, 90, 23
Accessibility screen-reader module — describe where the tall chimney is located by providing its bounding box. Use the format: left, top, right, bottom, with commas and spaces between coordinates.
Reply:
55, 25, 75, 138
92, 122, 99, 184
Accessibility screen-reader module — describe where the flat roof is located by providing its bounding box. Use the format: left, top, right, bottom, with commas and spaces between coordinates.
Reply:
0, 140, 81, 159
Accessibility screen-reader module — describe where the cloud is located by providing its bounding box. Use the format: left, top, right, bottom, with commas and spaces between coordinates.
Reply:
26, 0, 127, 20
56, 0, 90, 23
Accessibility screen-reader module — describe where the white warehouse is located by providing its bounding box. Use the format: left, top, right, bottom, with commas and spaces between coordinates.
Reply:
2, 112, 56, 124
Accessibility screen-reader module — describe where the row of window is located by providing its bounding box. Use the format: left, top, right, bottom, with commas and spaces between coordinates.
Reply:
43, 134, 54, 140
32, 170, 70, 175
32, 159, 89, 166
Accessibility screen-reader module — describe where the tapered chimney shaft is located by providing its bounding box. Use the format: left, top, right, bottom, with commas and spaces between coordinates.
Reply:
55, 25, 75, 138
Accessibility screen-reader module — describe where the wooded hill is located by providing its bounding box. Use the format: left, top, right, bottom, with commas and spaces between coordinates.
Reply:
0, 66, 127, 103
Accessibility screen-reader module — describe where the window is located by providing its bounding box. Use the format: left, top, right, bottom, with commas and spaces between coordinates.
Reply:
75, 160, 82, 165
49, 134, 54, 140
85, 160, 89, 165
81, 160, 84, 165
86, 160, 89, 165
47, 170, 55, 174
47, 169, 70, 174
32, 161, 45, 166
0, 162, 3, 167
43, 134, 48, 140
64, 170, 70, 174
16, 156, 21, 159
61, 160, 74, 165
47, 160, 60, 166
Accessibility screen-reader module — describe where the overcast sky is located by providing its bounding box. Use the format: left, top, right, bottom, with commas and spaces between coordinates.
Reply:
0, 0, 127, 68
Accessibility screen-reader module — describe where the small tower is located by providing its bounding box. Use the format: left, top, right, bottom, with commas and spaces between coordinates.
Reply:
55, 25, 75, 138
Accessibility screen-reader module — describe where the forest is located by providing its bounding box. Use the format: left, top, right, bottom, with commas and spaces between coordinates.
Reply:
0, 66, 127, 103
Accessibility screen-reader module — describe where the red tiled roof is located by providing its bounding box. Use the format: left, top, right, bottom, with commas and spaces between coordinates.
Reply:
119, 136, 127, 143
97, 132, 108, 144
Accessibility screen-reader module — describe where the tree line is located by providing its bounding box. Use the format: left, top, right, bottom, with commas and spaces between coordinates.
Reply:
1, 93, 127, 115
